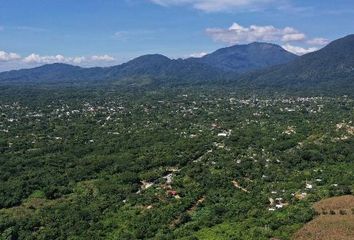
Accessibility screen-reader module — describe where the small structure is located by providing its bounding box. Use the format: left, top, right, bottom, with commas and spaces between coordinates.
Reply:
167, 190, 180, 199
141, 181, 154, 190
217, 129, 232, 137
163, 173, 173, 184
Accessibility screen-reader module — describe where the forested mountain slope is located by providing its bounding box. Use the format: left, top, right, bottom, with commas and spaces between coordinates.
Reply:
238, 35, 354, 90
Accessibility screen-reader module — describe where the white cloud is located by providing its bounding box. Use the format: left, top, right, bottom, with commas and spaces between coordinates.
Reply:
0, 48, 117, 71
205, 22, 329, 55
307, 37, 329, 46
23, 54, 66, 64
282, 33, 306, 42
150, 0, 277, 12
23, 53, 115, 64
114, 31, 129, 40
206, 23, 307, 44
72, 56, 87, 64
0, 51, 21, 62
91, 55, 115, 62
282, 44, 318, 55
189, 52, 208, 58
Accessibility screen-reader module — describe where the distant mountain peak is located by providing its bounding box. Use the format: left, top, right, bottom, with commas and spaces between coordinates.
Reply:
130, 54, 170, 62
247, 42, 287, 50
320, 34, 354, 53
240, 42, 280, 47
33, 63, 82, 71
240, 34, 354, 91
2, 35, 353, 91
193, 41, 297, 73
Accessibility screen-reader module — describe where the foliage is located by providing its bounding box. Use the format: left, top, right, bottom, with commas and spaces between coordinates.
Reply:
0, 87, 353, 239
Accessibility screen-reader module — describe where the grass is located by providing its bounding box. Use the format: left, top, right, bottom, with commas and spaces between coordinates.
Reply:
293, 215, 354, 240
293, 195, 354, 240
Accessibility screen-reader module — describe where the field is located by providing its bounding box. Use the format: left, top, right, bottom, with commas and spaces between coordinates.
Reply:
294, 195, 354, 240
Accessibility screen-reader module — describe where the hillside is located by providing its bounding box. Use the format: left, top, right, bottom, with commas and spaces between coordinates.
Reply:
1, 35, 354, 92
103, 54, 227, 86
239, 35, 354, 90
192, 42, 298, 73
0, 54, 228, 86
0, 43, 297, 87
294, 196, 354, 240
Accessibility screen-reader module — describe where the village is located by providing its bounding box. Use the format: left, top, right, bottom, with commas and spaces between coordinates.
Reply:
1, 90, 353, 239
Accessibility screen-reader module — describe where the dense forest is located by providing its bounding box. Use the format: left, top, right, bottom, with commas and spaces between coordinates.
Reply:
0, 86, 353, 239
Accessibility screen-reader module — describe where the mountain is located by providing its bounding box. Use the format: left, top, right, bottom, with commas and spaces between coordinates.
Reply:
103, 54, 227, 86
0, 55, 227, 86
191, 42, 298, 73
0, 63, 83, 84
239, 35, 354, 90
1, 36, 354, 91
0, 43, 296, 86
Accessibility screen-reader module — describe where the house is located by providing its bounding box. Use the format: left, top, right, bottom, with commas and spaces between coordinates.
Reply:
217, 129, 232, 137
141, 181, 154, 190
218, 132, 228, 137
163, 173, 173, 184
167, 190, 178, 196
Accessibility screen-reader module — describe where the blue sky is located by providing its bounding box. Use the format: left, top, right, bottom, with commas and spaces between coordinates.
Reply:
0, 0, 353, 71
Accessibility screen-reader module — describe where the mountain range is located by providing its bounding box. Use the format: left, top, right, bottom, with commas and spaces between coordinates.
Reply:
238, 34, 354, 90
0, 41, 298, 86
0, 34, 354, 91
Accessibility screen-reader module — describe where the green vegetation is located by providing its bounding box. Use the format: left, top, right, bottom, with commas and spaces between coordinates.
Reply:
0, 87, 353, 239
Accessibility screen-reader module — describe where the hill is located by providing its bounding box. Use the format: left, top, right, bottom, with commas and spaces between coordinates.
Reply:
239, 35, 354, 91
1, 35, 354, 92
0, 54, 227, 86
0, 43, 297, 86
293, 196, 354, 240
191, 42, 298, 73
103, 54, 227, 86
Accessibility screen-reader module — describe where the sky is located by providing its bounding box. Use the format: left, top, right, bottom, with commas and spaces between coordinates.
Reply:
0, 0, 353, 71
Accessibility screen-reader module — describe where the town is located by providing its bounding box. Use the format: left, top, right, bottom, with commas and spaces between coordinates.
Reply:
1, 88, 353, 239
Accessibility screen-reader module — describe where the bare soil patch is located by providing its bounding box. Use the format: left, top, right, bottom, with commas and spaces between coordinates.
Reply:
293, 195, 354, 240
